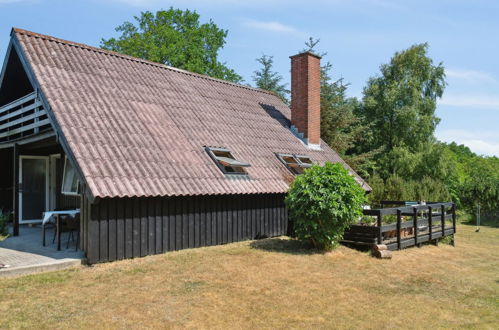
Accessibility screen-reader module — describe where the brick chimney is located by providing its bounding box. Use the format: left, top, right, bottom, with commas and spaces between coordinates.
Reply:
290, 51, 321, 147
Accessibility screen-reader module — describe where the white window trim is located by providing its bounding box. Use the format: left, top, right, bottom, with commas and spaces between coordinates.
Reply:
276, 153, 313, 174
61, 156, 80, 196
205, 147, 251, 176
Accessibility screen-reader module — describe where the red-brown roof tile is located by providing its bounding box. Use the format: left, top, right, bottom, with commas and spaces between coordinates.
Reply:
13, 28, 370, 199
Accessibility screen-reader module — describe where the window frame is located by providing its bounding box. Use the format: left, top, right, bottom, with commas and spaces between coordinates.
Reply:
295, 155, 313, 166
276, 153, 314, 175
205, 147, 251, 176
61, 156, 80, 196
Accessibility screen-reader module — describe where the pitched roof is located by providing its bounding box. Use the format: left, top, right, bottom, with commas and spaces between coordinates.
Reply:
12, 28, 370, 200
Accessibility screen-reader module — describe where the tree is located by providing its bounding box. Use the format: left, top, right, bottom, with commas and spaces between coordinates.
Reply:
101, 8, 242, 83
303, 37, 321, 54
304, 37, 375, 177
367, 173, 451, 206
252, 55, 289, 103
438, 142, 499, 211
459, 155, 499, 213
285, 163, 366, 250
359, 43, 446, 156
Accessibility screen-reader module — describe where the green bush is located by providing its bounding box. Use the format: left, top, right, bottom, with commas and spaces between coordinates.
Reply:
0, 209, 9, 237
285, 162, 367, 251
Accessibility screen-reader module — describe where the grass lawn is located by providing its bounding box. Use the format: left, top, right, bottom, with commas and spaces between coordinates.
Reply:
0, 222, 498, 329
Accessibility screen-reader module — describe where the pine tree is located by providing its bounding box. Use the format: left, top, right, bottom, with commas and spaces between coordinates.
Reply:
252, 55, 289, 103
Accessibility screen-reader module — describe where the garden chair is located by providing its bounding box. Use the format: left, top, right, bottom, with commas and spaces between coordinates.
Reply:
56, 213, 80, 251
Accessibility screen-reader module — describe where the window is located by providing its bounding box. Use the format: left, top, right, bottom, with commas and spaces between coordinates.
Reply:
61, 156, 80, 195
296, 155, 313, 165
205, 147, 250, 175
276, 153, 313, 174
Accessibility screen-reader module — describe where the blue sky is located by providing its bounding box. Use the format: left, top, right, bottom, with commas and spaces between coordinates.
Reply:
1, 0, 498, 156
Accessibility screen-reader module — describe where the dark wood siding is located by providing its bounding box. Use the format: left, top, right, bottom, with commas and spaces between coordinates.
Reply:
0, 148, 13, 212
85, 193, 288, 264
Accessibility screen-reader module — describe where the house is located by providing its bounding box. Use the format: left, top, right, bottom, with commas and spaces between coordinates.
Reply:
0, 28, 370, 264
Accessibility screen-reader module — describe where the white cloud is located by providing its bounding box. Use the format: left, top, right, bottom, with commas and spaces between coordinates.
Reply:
242, 19, 296, 33
436, 129, 499, 157
439, 94, 499, 109
446, 68, 498, 84
241, 19, 305, 37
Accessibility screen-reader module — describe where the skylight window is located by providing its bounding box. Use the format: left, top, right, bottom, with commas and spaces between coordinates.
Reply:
276, 153, 314, 174
62, 156, 80, 195
205, 147, 250, 175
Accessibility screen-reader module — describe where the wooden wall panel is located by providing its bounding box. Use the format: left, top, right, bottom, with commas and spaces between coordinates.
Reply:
108, 199, 117, 262
125, 199, 133, 259
99, 202, 108, 262
116, 199, 125, 260
87, 202, 100, 263
155, 198, 163, 254
0, 148, 14, 213
147, 198, 155, 256
164, 200, 170, 250
140, 198, 148, 257
167, 198, 175, 252
132, 198, 141, 258
85, 193, 288, 264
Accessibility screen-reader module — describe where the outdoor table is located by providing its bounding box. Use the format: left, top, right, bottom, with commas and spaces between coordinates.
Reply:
42, 209, 80, 250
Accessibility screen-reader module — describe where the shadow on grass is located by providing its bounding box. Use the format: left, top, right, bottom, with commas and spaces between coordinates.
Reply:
249, 237, 324, 255
340, 241, 372, 252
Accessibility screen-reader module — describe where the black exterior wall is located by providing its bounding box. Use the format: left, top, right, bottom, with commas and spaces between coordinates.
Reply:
0, 148, 13, 212
83, 193, 288, 264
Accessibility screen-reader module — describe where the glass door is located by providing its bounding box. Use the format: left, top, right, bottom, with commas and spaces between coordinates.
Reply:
19, 156, 49, 223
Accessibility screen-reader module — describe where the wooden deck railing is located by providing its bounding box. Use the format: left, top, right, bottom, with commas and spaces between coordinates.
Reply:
0, 91, 50, 143
343, 202, 456, 250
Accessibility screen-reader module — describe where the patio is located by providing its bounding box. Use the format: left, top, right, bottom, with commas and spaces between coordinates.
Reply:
0, 224, 83, 277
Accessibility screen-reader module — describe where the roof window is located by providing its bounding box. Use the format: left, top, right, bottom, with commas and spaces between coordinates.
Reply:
276, 153, 313, 174
205, 147, 250, 175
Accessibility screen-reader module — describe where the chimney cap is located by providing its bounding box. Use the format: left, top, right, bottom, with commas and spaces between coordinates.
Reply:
289, 51, 322, 60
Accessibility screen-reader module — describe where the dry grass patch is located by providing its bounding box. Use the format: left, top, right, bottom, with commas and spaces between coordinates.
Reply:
0, 223, 498, 329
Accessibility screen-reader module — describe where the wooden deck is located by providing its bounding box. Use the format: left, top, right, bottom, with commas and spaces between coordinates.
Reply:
343, 201, 456, 250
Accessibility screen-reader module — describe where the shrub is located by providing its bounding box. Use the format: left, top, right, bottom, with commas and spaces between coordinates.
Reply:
0, 209, 9, 237
285, 162, 367, 251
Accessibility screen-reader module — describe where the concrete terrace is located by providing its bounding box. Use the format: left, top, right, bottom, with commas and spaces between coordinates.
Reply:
0, 225, 83, 277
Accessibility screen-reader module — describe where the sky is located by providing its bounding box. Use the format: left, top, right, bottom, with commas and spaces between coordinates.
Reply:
1, 0, 498, 156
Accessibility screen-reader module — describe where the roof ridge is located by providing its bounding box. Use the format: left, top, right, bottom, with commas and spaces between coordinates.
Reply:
12, 27, 277, 97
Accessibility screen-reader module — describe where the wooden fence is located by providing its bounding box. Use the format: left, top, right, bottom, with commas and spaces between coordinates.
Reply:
343, 201, 456, 251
